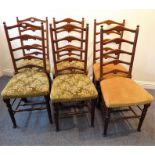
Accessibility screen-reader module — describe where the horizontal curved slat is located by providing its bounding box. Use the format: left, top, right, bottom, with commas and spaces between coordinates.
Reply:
57, 67, 84, 73
25, 51, 47, 56
96, 30, 121, 35
10, 34, 42, 41
13, 44, 43, 52
54, 24, 85, 31
5, 22, 42, 30
17, 64, 44, 70
102, 69, 129, 76
95, 55, 117, 60
15, 55, 43, 61
59, 52, 81, 57
102, 59, 131, 66
55, 18, 82, 24
104, 25, 137, 33
96, 20, 124, 26
56, 57, 85, 63
56, 29, 82, 34
96, 38, 111, 44
56, 45, 85, 53
95, 47, 114, 52
20, 27, 46, 32
103, 38, 134, 45
102, 49, 132, 56
17, 17, 46, 23
53, 36, 85, 43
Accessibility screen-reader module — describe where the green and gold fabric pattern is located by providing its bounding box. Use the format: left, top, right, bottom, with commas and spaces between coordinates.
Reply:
1, 69, 49, 99
51, 74, 98, 103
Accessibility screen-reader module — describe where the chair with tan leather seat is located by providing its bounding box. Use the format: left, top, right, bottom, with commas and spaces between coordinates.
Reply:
51, 18, 85, 77
1, 22, 52, 128
50, 23, 98, 131
16, 17, 50, 73
93, 20, 126, 107
99, 25, 154, 136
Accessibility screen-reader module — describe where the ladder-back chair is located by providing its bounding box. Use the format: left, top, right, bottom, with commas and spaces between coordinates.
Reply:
16, 17, 50, 73
99, 25, 154, 136
93, 20, 126, 108
93, 19, 126, 82
1, 22, 52, 128
50, 23, 98, 131
51, 18, 85, 76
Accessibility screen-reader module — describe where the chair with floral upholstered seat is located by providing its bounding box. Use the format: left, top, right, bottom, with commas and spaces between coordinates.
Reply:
51, 18, 85, 77
93, 19, 126, 107
99, 25, 154, 136
1, 22, 52, 128
16, 17, 50, 73
50, 23, 98, 131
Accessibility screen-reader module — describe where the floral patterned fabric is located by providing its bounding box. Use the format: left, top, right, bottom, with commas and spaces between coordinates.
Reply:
51, 61, 85, 75
93, 63, 128, 81
18, 59, 50, 73
1, 69, 49, 99
51, 74, 98, 103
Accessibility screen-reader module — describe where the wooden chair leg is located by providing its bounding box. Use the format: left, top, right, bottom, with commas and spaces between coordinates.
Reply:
95, 81, 101, 109
137, 104, 150, 132
103, 107, 111, 136
44, 95, 53, 124
54, 103, 59, 131
3, 98, 17, 128
91, 99, 96, 127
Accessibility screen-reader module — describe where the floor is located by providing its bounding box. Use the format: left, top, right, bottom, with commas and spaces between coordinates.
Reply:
0, 76, 155, 146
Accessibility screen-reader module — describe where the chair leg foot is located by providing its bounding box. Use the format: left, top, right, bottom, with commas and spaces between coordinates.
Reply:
3, 98, 17, 128
54, 103, 59, 131
137, 104, 150, 132
103, 107, 111, 136
91, 99, 96, 127
44, 96, 53, 124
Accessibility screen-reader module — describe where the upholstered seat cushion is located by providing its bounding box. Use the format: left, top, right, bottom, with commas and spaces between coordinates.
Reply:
51, 74, 98, 103
100, 77, 154, 108
93, 62, 128, 81
18, 59, 50, 73
1, 69, 49, 99
51, 61, 85, 75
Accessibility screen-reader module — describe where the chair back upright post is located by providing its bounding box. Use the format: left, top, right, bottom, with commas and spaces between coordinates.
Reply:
118, 19, 126, 59
129, 25, 139, 76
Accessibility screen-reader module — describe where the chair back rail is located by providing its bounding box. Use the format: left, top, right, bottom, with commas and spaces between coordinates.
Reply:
93, 19, 125, 64
4, 22, 47, 73
53, 18, 85, 60
52, 24, 86, 61
99, 25, 139, 81
16, 17, 49, 59
50, 23, 89, 76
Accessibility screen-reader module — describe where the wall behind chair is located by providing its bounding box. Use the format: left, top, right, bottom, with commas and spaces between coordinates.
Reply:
0, 1, 155, 87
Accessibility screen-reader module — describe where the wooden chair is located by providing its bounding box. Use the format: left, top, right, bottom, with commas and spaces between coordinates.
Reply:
50, 23, 98, 131
1, 22, 53, 128
93, 20, 126, 107
16, 17, 50, 73
99, 25, 154, 136
51, 18, 85, 76
93, 19, 126, 81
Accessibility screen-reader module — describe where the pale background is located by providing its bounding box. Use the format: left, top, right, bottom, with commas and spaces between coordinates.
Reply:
0, 0, 155, 88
